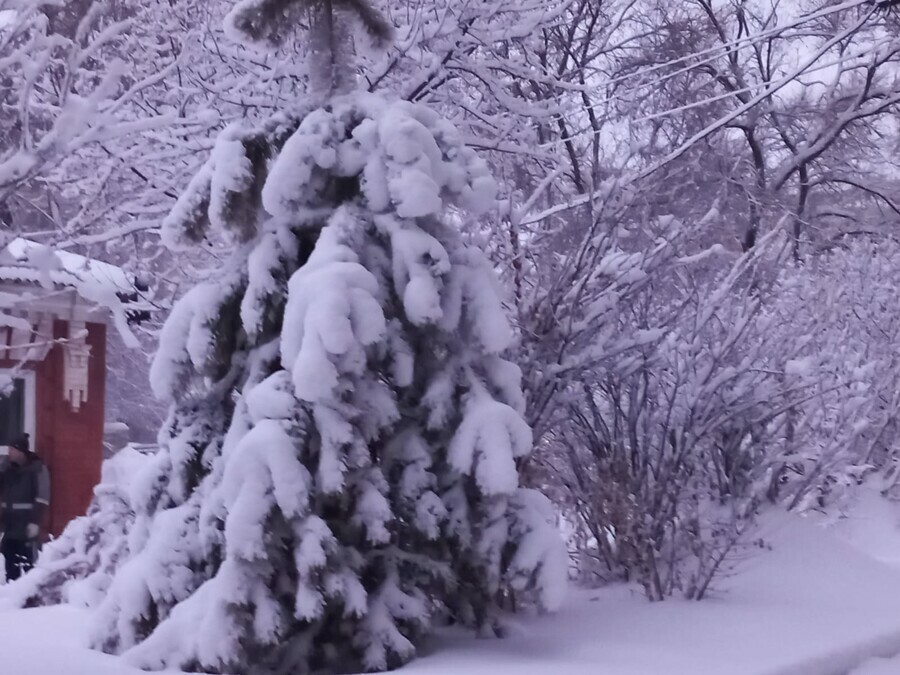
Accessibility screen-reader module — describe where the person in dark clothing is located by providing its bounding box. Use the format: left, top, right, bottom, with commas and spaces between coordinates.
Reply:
0, 434, 50, 582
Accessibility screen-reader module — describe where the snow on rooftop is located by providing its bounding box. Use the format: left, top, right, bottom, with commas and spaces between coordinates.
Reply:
0, 238, 146, 345
0, 238, 135, 297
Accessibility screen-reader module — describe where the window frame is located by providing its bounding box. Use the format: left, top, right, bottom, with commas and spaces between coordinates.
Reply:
0, 369, 36, 450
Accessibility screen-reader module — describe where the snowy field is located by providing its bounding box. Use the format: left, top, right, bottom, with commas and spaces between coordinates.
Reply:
5, 493, 900, 674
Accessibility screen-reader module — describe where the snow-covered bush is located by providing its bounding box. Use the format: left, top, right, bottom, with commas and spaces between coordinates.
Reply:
546, 229, 900, 599
766, 238, 900, 511
539, 228, 807, 599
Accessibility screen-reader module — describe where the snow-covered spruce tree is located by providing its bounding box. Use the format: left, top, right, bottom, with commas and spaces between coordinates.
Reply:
88, 1, 566, 673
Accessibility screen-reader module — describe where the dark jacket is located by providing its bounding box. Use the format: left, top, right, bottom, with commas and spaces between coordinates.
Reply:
0, 456, 50, 541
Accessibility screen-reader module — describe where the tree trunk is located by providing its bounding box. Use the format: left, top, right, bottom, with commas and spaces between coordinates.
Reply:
308, 0, 356, 99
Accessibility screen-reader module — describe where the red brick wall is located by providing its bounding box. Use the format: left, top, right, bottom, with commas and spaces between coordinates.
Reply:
0, 320, 106, 538
25, 321, 106, 537
47, 320, 105, 537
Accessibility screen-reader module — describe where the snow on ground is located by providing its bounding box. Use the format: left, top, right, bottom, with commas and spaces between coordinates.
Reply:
400, 512, 900, 675
0, 604, 182, 675
855, 658, 900, 675
3, 494, 900, 674
814, 487, 900, 569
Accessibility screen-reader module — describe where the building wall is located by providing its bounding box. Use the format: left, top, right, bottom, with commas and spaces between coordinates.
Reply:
33, 320, 106, 537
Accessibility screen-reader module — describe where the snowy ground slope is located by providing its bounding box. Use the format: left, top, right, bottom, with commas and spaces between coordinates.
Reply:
401, 512, 900, 675
3, 505, 900, 674
0, 604, 182, 675
818, 487, 900, 675
815, 487, 900, 568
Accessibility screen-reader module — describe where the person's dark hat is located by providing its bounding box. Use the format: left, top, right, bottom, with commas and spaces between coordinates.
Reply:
10, 433, 29, 453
